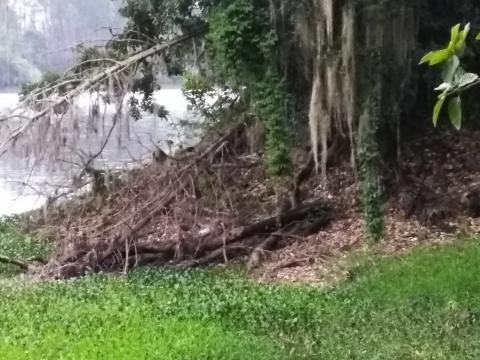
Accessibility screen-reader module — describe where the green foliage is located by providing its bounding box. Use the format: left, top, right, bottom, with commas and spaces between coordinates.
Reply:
3, 239, 480, 358
119, 0, 207, 39
183, 71, 218, 116
448, 96, 462, 129
19, 71, 64, 101
0, 218, 52, 277
183, 72, 215, 98
181, 71, 245, 127
359, 123, 385, 243
420, 23, 470, 66
433, 95, 446, 127
206, 0, 291, 176
360, 180, 384, 243
207, 0, 276, 85
421, 23, 480, 129
255, 74, 292, 177
358, 47, 386, 243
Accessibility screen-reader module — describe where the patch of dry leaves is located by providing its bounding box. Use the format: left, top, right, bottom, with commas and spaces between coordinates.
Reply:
255, 131, 480, 285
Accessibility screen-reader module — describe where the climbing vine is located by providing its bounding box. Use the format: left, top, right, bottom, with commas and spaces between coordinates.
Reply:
359, 100, 385, 243
255, 74, 291, 177
206, 0, 291, 177
358, 46, 385, 242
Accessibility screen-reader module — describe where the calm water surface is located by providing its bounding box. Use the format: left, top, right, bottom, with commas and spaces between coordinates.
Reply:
0, 89, 199, 216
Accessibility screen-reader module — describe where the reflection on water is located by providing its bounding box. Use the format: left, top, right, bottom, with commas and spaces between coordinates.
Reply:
0, 89, 199, 216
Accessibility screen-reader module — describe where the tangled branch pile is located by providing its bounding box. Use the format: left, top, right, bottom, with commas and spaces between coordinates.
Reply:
30, 123, 331, 278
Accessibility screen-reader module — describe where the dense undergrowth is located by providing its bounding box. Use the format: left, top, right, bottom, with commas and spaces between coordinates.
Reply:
0, 218, 52, 277
1, 219, 480, 359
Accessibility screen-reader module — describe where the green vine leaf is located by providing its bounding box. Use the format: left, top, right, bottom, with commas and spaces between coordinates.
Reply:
419, 51, 434, 65
423, 24, 476, 130
454, 23, 470, 53
420, 49, 451, 66
448, 96, 462, 130
448, 24, 461, 51
433, 96, 446, 127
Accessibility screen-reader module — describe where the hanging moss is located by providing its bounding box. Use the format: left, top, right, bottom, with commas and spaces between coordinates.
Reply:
205, 0, 480, 238
300, 0, 420, 239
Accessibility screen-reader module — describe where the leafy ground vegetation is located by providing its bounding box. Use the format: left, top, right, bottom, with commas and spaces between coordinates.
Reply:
1, 220, 480, 359
0, 218, 52, 277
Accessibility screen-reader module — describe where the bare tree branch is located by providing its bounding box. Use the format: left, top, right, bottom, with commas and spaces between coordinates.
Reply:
0, 30, 205, 157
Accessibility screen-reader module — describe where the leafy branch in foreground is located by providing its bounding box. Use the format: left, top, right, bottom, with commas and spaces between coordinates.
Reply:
420, 23, 480, 129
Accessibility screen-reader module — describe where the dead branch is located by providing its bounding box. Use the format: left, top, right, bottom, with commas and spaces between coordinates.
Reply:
177, 243, 254, 268
170, 200, 331, 269
45, 196, 331, 278
203, 199, 330, 251
0, 30, 205, 156
247, 235, 281, 271
0, 255, 29, 271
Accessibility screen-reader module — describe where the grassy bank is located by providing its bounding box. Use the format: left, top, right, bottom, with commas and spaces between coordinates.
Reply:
1, 222, 480, 359
0, 218, 52, 277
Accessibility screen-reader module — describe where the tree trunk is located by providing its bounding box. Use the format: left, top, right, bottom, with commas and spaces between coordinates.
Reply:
300, 0, 480, 238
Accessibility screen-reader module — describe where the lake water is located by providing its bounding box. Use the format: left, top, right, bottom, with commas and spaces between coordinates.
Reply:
0, 89, 199, 216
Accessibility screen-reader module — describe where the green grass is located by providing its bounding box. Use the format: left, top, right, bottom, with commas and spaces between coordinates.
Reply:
1, 223, 480, 359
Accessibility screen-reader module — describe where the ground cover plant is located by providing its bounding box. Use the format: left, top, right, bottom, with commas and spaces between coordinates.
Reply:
1, 224, 480, 359
0, 218, 52, 277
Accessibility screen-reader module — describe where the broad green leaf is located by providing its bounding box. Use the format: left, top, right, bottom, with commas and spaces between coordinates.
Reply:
433, 96, 446, 127
425, 49, 451, 66
457, 72, 479, 88
476, 32, 480, 41
441, 55, 459, 83
448, 24, 461, 51
420, 51, 434, 65
448, 96, 462, 130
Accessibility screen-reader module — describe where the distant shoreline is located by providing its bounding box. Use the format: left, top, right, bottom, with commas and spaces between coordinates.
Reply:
0, 80, 182, 94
